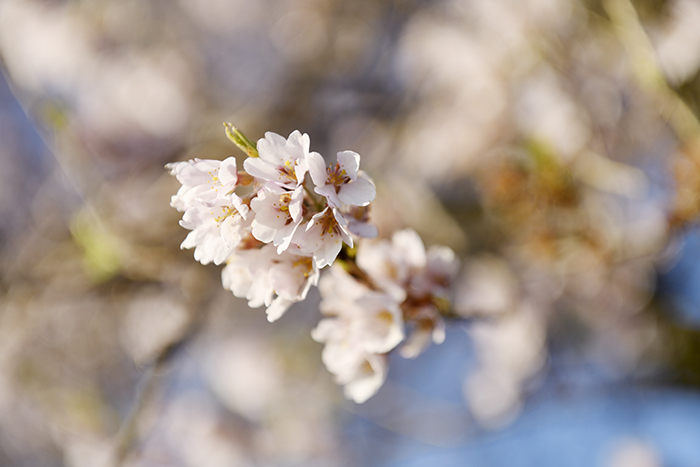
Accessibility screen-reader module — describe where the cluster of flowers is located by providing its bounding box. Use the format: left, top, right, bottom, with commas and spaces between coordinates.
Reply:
313, 230, 459, 402
167, 125, 459, 402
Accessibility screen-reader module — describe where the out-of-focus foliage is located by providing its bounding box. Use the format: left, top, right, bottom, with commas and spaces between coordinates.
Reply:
3, 0, 700, 465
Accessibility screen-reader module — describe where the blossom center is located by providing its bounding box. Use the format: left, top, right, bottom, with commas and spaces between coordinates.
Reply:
279, 160, 298, 182
213, 205, 240, 224
292, 256, 314, 277
317, 210, 340, 237
208, 171, 220, 187
327, 163, 350, 186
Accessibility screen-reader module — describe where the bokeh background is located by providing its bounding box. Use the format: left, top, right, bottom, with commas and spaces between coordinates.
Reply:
3, 0, 700, 465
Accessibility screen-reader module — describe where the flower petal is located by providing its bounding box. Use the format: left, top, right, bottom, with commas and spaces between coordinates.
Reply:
338, 173, 376, 206
336, 150, 360, 180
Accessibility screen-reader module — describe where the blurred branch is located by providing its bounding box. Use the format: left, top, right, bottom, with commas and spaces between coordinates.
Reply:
111, 300, 209, 467
603, 0, 700, 152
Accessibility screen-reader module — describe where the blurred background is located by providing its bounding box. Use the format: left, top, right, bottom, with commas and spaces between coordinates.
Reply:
3, 0, 700, 465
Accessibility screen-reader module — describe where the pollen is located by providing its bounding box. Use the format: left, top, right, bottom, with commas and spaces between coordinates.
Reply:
214, 205, 239, 224
327, 164, 351, 186
376, 310, 394, 325
292, 256, 313, 277
278, 160, 298, 182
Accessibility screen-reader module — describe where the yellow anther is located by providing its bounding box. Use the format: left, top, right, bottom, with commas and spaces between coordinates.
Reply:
376, 310, 394, 325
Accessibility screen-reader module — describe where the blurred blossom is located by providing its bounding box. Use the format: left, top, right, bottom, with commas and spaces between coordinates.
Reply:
119, 291, 190, 365
604, 438, 662, 467
653, 0, 700, 85
81, 52, 191, 139
464, 367, 522, 428
0, 0, 94, 95
178, 0, 263, 33
63, 437, 112, 467
465, 304, 546, 425
396, 15, 505, 180
454, 256, 518, 317
515, 67, 591, 161
204, 336, 284, 421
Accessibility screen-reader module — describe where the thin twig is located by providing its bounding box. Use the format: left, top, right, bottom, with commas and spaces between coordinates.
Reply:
603, 0, 700, 152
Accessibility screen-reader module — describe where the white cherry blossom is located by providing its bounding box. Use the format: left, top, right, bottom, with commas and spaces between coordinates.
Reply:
355, 229, 459, 359
167, 126, 460, 405
412, 245, 460, 298
243, 131, 312, 190
249, 183, 305, 253
167, 157, 238, 211
315, 267, 404, 355
222, 244, 319, 322
356, 229, 437, 300
333, 350, 388, 404
312, 266, 404, 402
307, 150, 376, 208
295, 206, 353, 268
399, 304, 446, 359
179, 196, 250, 265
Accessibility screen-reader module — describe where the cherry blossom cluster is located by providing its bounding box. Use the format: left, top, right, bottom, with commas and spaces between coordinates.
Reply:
313, 230, 459, 402
167, 125, 459, 403
167, 127, 376, 321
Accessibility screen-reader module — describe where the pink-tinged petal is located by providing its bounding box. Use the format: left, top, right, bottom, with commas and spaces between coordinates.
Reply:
266, 297, 293, 322
289, 185, 304, 222
274, 222, 302, 253
296, 218, 324, 254
251, 220, 276, 243
285, 130, 310, 156
432, 319, 446, 344
392, 229, 427, 268
221, 260, 253, 299
336, 150, 360, 180
399, 328, 432, 359
294, 157, 309, 185
337, 173, 376, 206
311, 319, 341, 343
180, 229, 199, 251
426, 245, 459, 280
220, 216, 242, 249
334, 209, 354, 248
218, 157, 238, 186
257, 132, 288, 164
262, 182, 287, 194
355, 293, 405, 354
355, 240, 408, 302
231, 195, 250, 220
315, 184, 342, 208
307, 152, 328, 187
342, 354, 388, 404
318, 264, 371, 305
316, 235, 343, 268
348, 221, 378, 238
243, 157, 280, 182
250, 189, 287, 229
268, 256, 313, 300
399, 314, 445, 359
322, 339, 367, 378
246, 278, 270, 308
